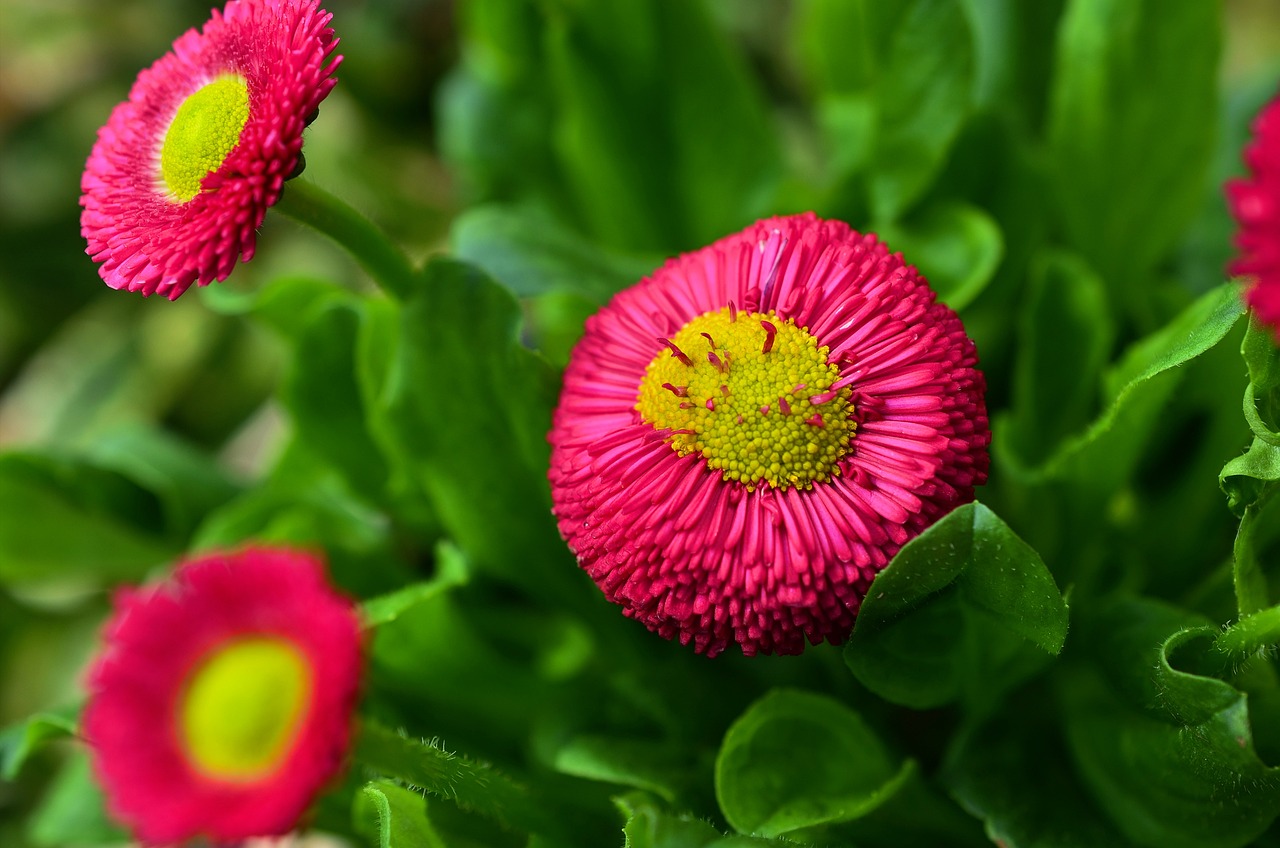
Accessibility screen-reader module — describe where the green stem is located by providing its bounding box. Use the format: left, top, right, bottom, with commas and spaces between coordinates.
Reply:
355, 721, 571, 844
274, 180, 416, 299
1215, 605, 1280, 659
1234, 485, 1277, 616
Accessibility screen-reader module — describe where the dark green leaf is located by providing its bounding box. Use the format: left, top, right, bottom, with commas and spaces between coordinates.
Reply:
1064, 665, 1280, 848
877, 200, 1003, 311
1047, 0, 1220, 293
362, 542, 470, 630
0, 709, 76, 781
451, 204, 658, 303
283, 297, 390, 503
543, 0, 781, 249
845, 502, 1067, 710
943, 688, 1132, 848
1002, 284, 1244, 489
1001, 251, 1114, 467
370, 258, 586, 608
0, 452, 175, 586
715, 689, 912, 837
797, 0, 974, 222
618, 793, 795, 848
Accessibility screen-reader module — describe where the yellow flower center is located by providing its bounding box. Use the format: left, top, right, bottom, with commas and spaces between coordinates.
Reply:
178, 637, 312, 782
636, 306, 856, 491
159, 75, 250, 202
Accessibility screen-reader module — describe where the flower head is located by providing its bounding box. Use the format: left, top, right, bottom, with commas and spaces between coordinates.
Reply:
1228, 90, 1280, 337
83, 546, 362, 845
549, 214, 990, 657
80, 0, 341, 299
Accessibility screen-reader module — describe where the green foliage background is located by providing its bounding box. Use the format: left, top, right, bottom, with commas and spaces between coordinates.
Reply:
4, 1, 1280, 846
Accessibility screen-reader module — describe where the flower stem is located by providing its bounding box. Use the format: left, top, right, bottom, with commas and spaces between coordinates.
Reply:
1215, 605, 1280, 659
1234, 485, 1277, 616
274, 179, 416, 299
355, 721, 572, 843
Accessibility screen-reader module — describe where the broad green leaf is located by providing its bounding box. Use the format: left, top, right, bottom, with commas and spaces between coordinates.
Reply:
797, 0, 974, 222
370, 258, 587, 608
543, 0, 781, 250
618, 793, 795, 848
943, 689, 1132, 848
1064, 666, 1280, 847
283, 297, 390, 503
1002, 251, 1114, 467
1002, 284, 1244, 489
0, 709, 76, 781
451, 204, 658, 303
845, 502, 1067, 710
1047, 0, 1220, 294
715, 689, 912, 837
546, 734, 684, 804
26, 751, 126, 847
877, 200, 1004, 311
0, 452, 175, 585
79, 424, 240, 540
353, 780, 448, 848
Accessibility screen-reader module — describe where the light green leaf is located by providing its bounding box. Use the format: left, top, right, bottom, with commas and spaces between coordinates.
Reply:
0, 709, 77, 781
353, 780, 448, 848
877, 200, 1004, 311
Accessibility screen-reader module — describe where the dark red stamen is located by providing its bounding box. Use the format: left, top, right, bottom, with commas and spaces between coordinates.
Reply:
809, 390, 838, 406
707, 351, 727, 371
761, 320, 777, 353
778, 397, 791, 415
662, 382, 688, 397
679, 401, 695, 410
805, 413, 824, 427
705, 398, 716, 410
720, 384, 730, 397
661, 338, 692, 366
701, 332, 717, 349
728, 300, 738, 323
760, 404, 770, 416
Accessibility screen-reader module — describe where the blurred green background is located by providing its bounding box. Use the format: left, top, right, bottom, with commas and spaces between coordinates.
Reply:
2, 0, 1280, 844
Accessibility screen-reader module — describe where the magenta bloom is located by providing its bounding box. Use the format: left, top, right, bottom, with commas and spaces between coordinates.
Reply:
1229, 90, 1280, 337
83, 546, 362, 845
80, 0, 340, 299
549, 214, 990, 657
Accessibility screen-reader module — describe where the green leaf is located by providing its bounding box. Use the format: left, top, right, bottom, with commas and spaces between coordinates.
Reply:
0, 452, 176, 586
354, 779, 448, 848
546, 734, 685, 804
542, 0, 781, 249
618, 793, 794, 848
451, 204, 658, 303
1064, 617, 1280, 848
715, 689, 912, 837
0, 709, 76, 781
370, 258, 585, 607
283, 296, 390, 503
1047, 0, 1221, 293
362, 541, 470, 630
1000, 284, 1244, 489
1002, 251, 1115, 467
797, 0, 975, 222
943, 689, 1133, 848
844, 502, 1068, 710
26, 750, 127, 847
78, 423, 240, 540
876, 200, 1004, 311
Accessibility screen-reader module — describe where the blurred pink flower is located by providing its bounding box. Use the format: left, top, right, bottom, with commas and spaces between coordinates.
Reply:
549, 213, 990, 657
84, 546, 362, 845
80, 0, 340, 299
1229, 90, 1280, 337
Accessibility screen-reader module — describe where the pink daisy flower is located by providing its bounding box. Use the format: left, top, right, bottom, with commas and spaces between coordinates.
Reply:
1228, 90, 1280, 337
80, 0, 341, 300
549, 213, 990, 657
83, 546, 363, 845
